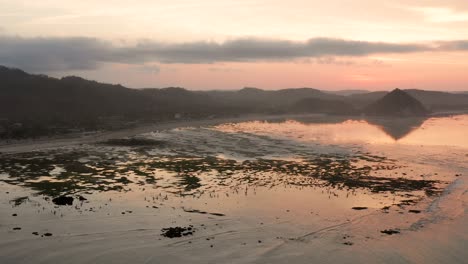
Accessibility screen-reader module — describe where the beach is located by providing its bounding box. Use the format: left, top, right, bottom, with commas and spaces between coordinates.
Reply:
0, 114, 467, 263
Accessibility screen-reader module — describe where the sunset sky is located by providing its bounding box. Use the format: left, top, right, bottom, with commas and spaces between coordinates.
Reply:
1, 0, 467, 90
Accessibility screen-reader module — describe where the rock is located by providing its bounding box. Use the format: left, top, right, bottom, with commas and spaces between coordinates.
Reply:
380, 229, 400, 235
161, 226, 195, 238
351, 207, 368, 210
52, 196, 74, 206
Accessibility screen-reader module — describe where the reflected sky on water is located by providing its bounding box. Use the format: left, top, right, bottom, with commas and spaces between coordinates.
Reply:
214, 115, 468, 148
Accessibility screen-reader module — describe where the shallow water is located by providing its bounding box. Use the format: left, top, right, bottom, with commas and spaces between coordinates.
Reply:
214, 115, 468, 147
0, 114, 467, 263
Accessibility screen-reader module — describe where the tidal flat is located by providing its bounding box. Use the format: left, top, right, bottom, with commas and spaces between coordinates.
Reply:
0, 115, 467, 263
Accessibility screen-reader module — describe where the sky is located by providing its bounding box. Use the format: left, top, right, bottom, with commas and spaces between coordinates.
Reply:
0, 0, 467, 91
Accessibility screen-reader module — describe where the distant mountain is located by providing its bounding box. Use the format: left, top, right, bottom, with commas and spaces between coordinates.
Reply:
0, 66, 154, 123
140, 87, 227, 116
0, 66, 354, 138
364, 89, 429, 116
347, 89, 468, 112
204, 87, 344, 114
290, 97, 357, 115
324, 90, 371, 96
1, 65, 467, 138
0, 66, 228, 138
405, 89, 468, 111
347, 91, 388, 108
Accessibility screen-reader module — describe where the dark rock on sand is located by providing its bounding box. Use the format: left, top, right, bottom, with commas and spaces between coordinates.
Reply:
43, 233, 53, 237
183, 208, 225, 216
381, 229, 400, 235
13, 227, 21, 230
161, 225, 195, 238
408, 209, 422, 214
78, 195, 87, 201
210, 213, 225, 216
352, 207, 368, 210
52, 196, 74, 206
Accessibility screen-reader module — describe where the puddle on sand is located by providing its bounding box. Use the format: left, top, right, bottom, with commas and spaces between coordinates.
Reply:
0, 115, 466, 261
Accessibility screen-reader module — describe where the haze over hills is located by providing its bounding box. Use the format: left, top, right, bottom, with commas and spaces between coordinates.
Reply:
1, 65, 468, 138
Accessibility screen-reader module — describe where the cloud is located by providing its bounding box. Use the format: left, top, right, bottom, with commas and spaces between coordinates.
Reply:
125, 38, 430, 64
0, 36, 109, 71
409, 6, 468, 22
1, 35, 467, 72
437, 40, 468, 50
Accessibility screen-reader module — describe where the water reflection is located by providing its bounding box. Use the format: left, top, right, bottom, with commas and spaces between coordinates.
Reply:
216, 114, 468, 147
397, 115, 468, 148
364, 117, 426, 140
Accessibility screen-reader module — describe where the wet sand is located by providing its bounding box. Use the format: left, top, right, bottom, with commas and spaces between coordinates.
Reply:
0, 114, 467, 263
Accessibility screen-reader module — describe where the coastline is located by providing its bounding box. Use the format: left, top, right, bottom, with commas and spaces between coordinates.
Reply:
0, 113, 324, 154
0, 113, 466, 264
1, 111, 467, 154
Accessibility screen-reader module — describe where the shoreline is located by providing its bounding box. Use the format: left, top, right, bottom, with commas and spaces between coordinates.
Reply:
0, 113, 323, 154
1, 111, 466, 154
0, 113, 466, 264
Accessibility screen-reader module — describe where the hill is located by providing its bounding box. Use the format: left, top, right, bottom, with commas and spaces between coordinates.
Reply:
364, 89, 429, 116
325, 90, 371, 96
0, 66, 155, 134
406, 89, 468, 111
347, 89, 468, 112
204, 87, 344, 113
1, 65, 467, 138
0, 66, 224, 137
290, 97, 357, 115
0, 66, 353, 138
347, 91, 388, 108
